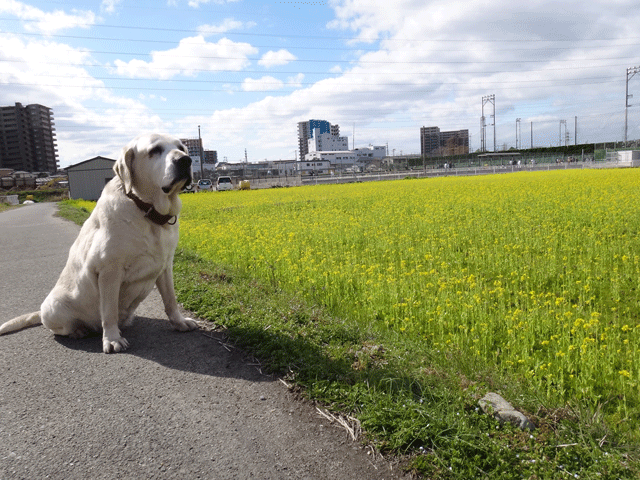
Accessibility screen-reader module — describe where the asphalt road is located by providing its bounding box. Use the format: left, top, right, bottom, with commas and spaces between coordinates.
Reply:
0, 203, 407, 480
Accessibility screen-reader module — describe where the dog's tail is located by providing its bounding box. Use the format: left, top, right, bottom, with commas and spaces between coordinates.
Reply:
0, 312, 42, 335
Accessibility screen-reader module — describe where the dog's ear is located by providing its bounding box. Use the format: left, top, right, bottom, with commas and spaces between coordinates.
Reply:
114, 146, 135, 193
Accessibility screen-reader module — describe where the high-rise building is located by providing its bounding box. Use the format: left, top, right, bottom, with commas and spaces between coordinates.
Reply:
297, 120, 341, 160
307, 128, 349, 153
0, 103, 58, 172
203, 150, 217, 165
180, 137, 203, 159
180, 138, 217, 163
420, 126, 441, 156
440, 129, 469, 156
420, 126, 469, 157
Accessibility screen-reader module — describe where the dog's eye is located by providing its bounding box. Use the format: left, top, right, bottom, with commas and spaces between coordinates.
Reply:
149, 145, 163, 157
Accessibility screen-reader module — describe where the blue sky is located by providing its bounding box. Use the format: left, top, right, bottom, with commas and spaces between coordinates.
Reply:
1, 0, 639, 167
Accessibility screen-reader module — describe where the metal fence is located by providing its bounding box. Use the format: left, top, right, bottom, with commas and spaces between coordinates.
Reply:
300, 160, 631, 186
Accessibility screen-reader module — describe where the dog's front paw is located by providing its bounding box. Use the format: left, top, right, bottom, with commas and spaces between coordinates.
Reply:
103, 335, 129, 353
170, 316, 199, 332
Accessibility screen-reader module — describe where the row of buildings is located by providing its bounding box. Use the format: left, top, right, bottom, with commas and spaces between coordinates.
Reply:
179, 137, 217, 175
0, 103, 469, 180
295, 119, 387, 174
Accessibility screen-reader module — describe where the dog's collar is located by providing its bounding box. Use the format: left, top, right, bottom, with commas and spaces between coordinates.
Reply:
125, 191, 177, 226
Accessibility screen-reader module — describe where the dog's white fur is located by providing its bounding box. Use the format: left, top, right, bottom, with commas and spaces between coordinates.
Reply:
0, 133, 198, 353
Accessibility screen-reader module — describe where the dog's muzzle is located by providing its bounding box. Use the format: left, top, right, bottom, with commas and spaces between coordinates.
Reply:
176, 155, 192, 181
163, 155, 192, 193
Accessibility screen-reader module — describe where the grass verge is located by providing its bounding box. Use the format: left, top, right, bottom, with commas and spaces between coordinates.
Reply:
56, 199, 638, 479
55, 202, 93, 226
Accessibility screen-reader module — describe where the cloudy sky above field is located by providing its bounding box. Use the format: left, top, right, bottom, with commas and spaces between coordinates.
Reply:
1, 0, 639, 167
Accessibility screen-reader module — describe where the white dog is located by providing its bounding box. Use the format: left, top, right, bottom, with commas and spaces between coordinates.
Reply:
0, 133, 198, 353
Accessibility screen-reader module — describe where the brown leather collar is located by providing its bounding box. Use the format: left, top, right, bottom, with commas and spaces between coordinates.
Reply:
125, 191, 177, 226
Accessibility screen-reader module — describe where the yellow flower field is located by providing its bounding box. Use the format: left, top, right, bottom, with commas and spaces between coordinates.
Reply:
179, 169, 640, 411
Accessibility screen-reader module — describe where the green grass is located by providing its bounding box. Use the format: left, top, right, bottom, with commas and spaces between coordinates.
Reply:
173, 250, 634, 479
56, 200, 94, 226
55, 183, 639, 479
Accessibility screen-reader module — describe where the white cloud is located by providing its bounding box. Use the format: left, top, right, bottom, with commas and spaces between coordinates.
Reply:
187, 0, 241, 7
174, 0, 640, 162
287, 73, 305, 87
112, 36, 258, 79
100, 0, 122, 14
258, 49, 297, 68
197, 18, 257, 35
0, 32, 171, 166
242, 76, 284, 91
4, 0, 640, 169
0, 0, 96, 34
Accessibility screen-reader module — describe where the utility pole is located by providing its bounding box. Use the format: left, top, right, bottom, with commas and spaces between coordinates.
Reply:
559, 120, 567, 147
198, 125, 204, 180
482, 94, 495, 152
625, 66, 640, 144
515, 118, 521, 149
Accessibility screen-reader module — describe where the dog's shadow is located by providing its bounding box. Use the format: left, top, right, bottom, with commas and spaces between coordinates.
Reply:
54, 316, 268, 382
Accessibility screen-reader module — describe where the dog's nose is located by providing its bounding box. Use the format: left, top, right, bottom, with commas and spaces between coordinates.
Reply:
177, 155, 192, 168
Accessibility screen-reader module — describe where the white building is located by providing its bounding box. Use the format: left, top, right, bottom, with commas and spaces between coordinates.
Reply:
617, 150, 640, 167
297, 159, 331, 176
307, 128, 349, 153
304, 150, 357, 169
353, 145, 387, 160
305, 144, 387, 172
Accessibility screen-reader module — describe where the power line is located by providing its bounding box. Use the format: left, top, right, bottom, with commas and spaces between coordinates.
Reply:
0, 56, 635, 76
1, 77, 623, 95
2, 43, 637, 67
7, 30, 640, 54
2, 34, 639, 67
0, 70, 619, 87
6, 16, 640, 44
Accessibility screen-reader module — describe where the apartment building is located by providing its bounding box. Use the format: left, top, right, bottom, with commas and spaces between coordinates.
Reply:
0, 103, 58, 173
297, 119, 342, 160
180, 137, 217, 175
307, 128, 349, 153
420, 126, 469, 157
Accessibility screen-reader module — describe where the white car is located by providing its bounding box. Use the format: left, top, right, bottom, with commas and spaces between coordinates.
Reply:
216, 176, 233, 191
197, 178, 213, 191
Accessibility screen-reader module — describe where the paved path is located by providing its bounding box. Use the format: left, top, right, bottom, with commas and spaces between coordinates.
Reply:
0, 203, 406, 480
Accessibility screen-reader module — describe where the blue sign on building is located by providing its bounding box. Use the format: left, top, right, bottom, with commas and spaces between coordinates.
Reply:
308, 119, 330, 138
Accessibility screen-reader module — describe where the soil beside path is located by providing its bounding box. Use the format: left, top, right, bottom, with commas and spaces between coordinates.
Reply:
0, 202, 408, 480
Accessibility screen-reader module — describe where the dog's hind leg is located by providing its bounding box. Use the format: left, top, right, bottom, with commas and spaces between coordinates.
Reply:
40, 294, 91, 338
